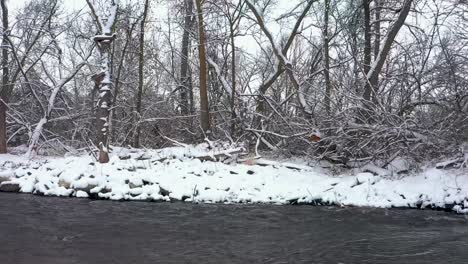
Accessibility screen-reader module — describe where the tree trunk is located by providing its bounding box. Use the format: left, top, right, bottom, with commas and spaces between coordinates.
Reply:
323, 0, 332, 115
0, 103, 6, 153
133, 0, 150, 148
366, 0, 413, 102
86, 0, 119, 163
111, 21, 137, 143
180, 0, 193, 115
95, 40, 113, 163
363, 0, 413, 115
194, 0, 211, 135
362, 0, 372, 104
229, 23, 237, 136
0, 0, 9, 154
371, 0, 381, 104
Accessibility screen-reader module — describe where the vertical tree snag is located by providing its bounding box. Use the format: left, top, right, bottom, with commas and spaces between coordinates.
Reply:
229, 22, 237, 134
86, 0, 119, 163
133, 0, 150, 148
362, 0, 372, 104
180, 0, 194, 115
194, 0, 211, 135
228, 0, 244, 136
371, 0, 381, 104
0, 0, 9, 153
323, 0, 332, 115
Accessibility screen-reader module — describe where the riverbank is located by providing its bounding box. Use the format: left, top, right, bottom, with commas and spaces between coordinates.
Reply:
0, 143, 467, 213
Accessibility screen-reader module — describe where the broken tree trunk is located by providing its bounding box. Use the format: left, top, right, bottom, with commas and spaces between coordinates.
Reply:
86, 0, 119, 163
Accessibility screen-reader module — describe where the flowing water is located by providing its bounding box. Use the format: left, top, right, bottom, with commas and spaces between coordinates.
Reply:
1, 192, 468, 264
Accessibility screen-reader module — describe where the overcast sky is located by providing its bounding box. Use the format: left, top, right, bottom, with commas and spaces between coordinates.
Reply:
6, 0, 448, 59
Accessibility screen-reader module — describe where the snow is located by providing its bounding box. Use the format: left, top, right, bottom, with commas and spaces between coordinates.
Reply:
0, 144, 467, 213
76, 190, 89, 198
206, 57, 233, 97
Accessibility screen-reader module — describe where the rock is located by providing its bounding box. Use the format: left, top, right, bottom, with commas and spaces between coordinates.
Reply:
75, 183, 98, 193
58, 179, 71, 189
159, 186, 170, 196
0, 182, 21, 192
288, 198, 299, 205
136, 153, 152, 160
99, 187, 112, 194
129, 182, 141, 189
0, 176, 11, 184
0, 171, 14, 183
355, 173, 375, 185
119, 154, 131, 160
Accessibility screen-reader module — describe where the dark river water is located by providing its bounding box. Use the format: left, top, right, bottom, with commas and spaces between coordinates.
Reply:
1, 192, 468, 264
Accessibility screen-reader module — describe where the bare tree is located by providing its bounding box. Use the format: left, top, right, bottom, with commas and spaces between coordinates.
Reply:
245, 0, 316, 116
25, 48, 94, 157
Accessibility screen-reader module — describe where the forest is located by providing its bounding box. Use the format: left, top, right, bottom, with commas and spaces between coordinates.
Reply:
0, 0, 466, 168
2, 2, 468, 262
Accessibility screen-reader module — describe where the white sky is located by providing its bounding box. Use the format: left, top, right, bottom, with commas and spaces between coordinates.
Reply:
8, 0, 85, 11
7, 0, 300, 52
6, 0, 451, 61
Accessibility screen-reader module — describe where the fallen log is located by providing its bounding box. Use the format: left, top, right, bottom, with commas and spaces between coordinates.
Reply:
239, 157, 313, 171
194, 147, 245, 162
436, 158, 463, 169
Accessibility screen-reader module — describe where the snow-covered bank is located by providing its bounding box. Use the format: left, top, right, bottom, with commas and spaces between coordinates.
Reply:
0, 144, 467, 213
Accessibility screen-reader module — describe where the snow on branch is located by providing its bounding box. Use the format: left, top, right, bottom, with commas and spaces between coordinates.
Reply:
25, 46, 95, 158
245, 0, 314, 115
207, 57, 233, 97
366, 0, 413, 83
85, 0, 119, 35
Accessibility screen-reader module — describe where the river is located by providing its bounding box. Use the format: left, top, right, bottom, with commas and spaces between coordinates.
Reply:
1, 192, 467, 263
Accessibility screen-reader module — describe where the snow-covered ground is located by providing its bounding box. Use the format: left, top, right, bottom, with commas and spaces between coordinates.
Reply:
0, 143, 467, 213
